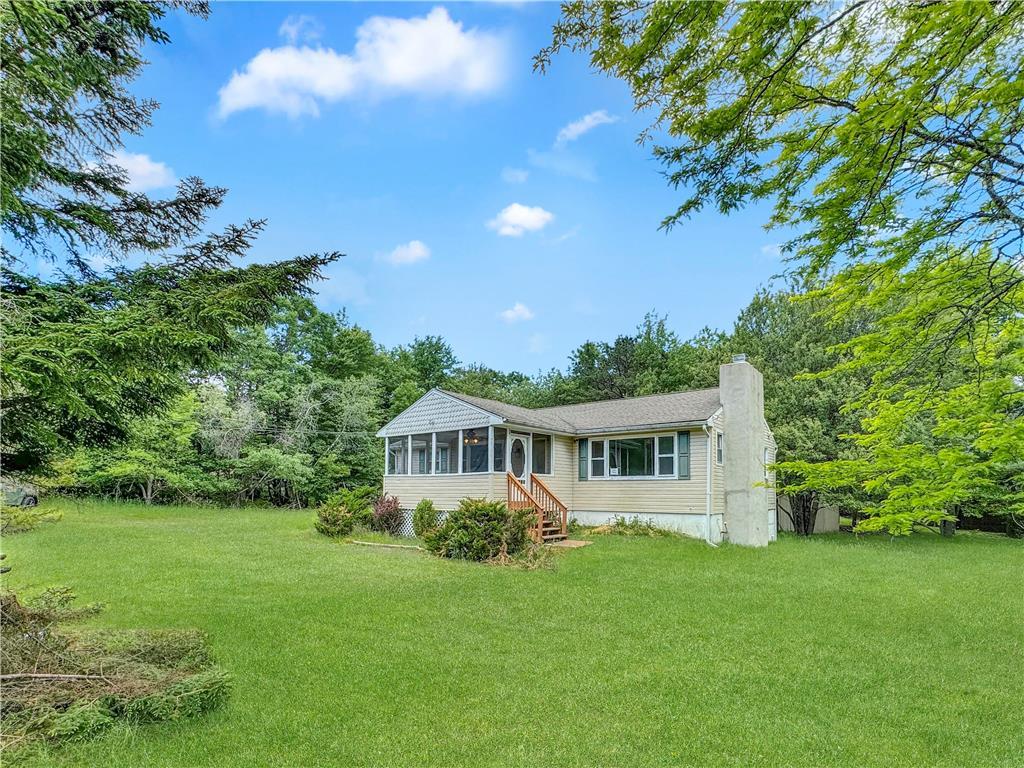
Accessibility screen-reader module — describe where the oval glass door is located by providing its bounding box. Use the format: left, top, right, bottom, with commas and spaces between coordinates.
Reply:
510, 435, 528, 481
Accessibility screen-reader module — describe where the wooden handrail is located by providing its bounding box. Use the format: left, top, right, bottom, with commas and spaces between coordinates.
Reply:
530, 473, 568, 536
507, 473, 545, 540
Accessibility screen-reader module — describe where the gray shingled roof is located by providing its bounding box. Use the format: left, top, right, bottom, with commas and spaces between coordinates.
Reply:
439, 388, 721, 435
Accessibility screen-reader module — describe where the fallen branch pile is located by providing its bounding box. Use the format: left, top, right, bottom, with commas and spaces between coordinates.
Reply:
0, 588, 230, 753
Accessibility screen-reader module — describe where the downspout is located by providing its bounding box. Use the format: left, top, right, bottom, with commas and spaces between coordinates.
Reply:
702, 423, 716, 547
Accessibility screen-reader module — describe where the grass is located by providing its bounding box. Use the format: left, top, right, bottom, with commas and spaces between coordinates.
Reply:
3, 498, 1022, 768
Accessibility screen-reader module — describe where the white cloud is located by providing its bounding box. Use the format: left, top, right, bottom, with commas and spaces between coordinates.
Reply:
279, 14, 323, 45
500, 302, 534, 323
555, 109, 618, 146
501, 167, 529, 184
487, 203, 554, 237
382, 240, 430, 265
527, 332, 548, 354
110, 150, 176, 192
218, 7, 507, 119
760, 243, 783, 259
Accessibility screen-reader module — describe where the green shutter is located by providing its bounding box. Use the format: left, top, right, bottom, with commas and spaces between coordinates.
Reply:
677, 431, 690, 480
578, 438, 589, 481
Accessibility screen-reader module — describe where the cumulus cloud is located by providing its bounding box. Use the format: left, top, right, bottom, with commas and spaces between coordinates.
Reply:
278, 14, 323, 45
382, 240, 431, 265
500, 302, 534, 323
487, 203, 554, 237
110, 150, 176, 192
555, 109, 618, 146
218, 7, 507, 118
501, 167, 529, 184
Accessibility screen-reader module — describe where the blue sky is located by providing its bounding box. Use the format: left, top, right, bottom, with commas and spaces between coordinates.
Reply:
102, 2, 789, 373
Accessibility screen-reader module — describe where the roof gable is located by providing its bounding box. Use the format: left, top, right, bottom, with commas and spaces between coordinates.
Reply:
376, 390, 501, 437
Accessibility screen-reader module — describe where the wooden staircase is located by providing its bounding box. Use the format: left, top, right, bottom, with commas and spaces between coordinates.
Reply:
507, 472, 568, 542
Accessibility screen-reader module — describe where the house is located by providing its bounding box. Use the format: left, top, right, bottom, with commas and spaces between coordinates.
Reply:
378, 356, 777, 546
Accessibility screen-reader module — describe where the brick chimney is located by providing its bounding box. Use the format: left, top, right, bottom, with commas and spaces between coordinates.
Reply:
719, 355, 772, 546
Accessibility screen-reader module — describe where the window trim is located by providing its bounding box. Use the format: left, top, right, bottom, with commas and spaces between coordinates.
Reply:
716, 431, 724, 465
585, 433, 680, 481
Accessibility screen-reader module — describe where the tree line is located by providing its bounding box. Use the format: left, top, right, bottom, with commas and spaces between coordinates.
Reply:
2, 1, 1020, 537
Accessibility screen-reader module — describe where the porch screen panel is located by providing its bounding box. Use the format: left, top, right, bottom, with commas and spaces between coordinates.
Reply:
461, 428, 489, 473
493, 428, 507, 473
532, 434, 551, 474
435, 431, 459, 474
411, 434, 432, 475
386, 436, 408, 475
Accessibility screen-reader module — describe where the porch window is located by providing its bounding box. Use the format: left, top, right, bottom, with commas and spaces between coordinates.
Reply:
386, 436, 408, 475
411, 434, 432, 475
493, 428, 507, 473
590, 439, 605, 477
435, 431, 459, 474
462, 428, 489, 473
657, 435, 675, 476
608, 437, 655, 477
532, 433, 551, 474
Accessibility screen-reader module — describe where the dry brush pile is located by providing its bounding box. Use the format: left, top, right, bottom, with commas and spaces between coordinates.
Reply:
0, 587, 229, 754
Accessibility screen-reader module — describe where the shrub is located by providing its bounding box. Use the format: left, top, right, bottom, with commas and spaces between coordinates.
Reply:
314, 486, 378, 537
371, 494, 404, 535
591, 515, 676, 538
412, 499, 438, 538
424, 498, 532, 561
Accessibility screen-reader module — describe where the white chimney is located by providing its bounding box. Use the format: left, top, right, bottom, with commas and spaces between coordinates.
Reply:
719, 356, 771, 546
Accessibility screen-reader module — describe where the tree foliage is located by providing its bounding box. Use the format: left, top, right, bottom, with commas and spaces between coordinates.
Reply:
539, 0, 1024, 532
0, 1, 337, 475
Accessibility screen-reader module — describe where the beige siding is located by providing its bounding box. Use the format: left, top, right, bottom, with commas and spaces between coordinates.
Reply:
709, 410, 725, 515
546, 436, 575, 509
570, 429, 709, 516
384, 473, 498, 511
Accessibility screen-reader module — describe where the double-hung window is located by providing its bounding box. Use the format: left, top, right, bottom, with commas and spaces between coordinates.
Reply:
590, 440, 605, 477
657, 436, 675, 476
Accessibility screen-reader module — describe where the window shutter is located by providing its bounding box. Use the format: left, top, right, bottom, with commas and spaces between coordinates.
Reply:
578, 438, 588, 481
677, 431, 690, 480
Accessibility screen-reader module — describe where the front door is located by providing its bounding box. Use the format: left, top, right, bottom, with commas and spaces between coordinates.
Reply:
509, 433, 530, 483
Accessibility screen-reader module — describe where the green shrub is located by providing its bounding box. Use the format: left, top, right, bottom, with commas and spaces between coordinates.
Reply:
371, 494, 404, 535
412, 499, 438, 538
425, 498, 532, 561
592, 515, 676, 537
314, 502, 355, 538
314, 486, 378, 537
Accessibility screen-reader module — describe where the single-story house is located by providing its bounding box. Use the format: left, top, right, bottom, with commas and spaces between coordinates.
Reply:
378, 356, 777, 546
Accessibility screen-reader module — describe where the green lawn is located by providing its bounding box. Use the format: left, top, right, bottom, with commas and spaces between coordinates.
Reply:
4, 499, 1022, 767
